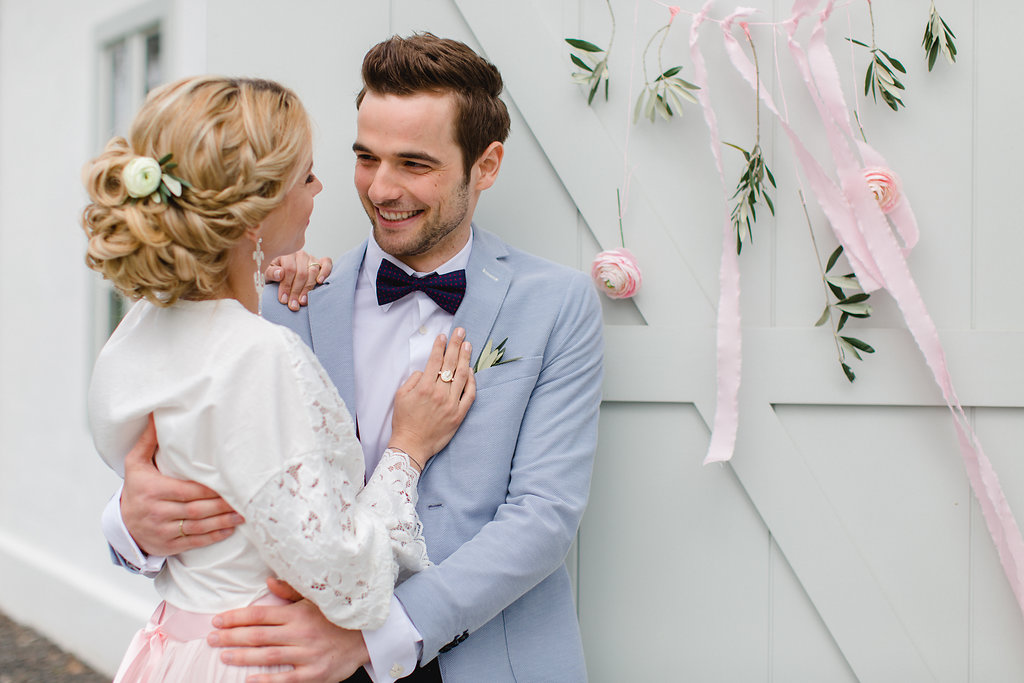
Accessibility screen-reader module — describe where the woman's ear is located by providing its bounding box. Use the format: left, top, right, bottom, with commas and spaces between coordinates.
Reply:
472, 141, 504, 191
244, 225, 261, 244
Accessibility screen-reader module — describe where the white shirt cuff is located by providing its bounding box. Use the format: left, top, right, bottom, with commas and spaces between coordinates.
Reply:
101, 485, 166, 577
362, 595, 423, 681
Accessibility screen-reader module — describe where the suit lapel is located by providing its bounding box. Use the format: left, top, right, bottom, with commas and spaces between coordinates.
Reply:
308, 241, 366, 410
453, 229, 512, 357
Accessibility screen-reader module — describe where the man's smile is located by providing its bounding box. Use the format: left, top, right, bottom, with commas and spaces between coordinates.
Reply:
376, 207, 424, 223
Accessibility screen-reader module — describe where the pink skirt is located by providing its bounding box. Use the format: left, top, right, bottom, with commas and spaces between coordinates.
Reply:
113, 595, 292, 683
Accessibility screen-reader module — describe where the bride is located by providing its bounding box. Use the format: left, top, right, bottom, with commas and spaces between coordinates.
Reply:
82, 75, 475, 681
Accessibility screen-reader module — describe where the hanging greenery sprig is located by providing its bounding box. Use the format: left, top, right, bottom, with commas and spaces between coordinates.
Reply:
848, 1, 907, 111
634, 7, 699, 123
566, 0, 616, 105
922, 1, 957, 71
803, 193, 876, 382
726, 23, 775, 255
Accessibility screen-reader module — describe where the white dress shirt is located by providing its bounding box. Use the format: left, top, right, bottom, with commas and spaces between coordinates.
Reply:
356, 230, 473, 681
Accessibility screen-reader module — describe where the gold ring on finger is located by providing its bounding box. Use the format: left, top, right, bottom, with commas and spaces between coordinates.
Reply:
179, 519, 188, 538
308, 262, 321, 270
438, 369, 454, 383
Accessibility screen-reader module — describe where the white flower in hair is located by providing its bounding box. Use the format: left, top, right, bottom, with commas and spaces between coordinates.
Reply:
123, 157, 163, 198
122, 153, 191, 204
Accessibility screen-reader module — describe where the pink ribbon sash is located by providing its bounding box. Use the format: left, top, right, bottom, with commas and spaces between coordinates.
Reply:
114, 594, 289, 683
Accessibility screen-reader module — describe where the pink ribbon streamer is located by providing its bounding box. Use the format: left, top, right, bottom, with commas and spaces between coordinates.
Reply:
692, 1, 745, 465
701, 0, 1024, 619
790, 2, 1024, 618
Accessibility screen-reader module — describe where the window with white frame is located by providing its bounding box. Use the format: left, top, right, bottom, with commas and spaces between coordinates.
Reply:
92, 4, 167, 349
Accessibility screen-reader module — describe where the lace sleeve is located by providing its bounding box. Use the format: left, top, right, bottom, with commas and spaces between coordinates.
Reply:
235, 330, 430, 629
358, 448, 432, 582
242, 451, 397, 630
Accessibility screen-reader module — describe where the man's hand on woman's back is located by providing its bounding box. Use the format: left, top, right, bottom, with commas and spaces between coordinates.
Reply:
121, 414, 243, 556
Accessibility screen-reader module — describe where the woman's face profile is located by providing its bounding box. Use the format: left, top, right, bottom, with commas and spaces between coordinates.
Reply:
258, 148, 322, 259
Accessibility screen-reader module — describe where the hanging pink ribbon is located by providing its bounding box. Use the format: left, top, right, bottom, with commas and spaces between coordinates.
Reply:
691, 1, 746, 465
702, 0, 1024, 620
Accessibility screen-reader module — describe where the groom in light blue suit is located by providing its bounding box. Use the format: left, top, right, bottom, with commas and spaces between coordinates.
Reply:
262, 226, 601, 682
218, 34, 603, 682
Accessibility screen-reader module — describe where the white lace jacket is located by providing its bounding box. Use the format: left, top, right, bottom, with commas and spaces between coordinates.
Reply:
89, 298, 429, 629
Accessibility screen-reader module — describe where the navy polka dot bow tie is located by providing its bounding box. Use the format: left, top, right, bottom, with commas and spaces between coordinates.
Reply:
375, 258, 467, 315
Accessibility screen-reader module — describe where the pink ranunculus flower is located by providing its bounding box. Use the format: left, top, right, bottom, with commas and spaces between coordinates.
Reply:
591, 248, 642, 299
863, 166, 902, 214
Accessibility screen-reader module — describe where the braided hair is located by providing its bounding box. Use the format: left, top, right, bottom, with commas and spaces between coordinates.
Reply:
81, 76, 312, 305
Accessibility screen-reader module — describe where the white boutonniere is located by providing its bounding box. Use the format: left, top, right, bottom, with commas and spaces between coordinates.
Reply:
472, 337, 521, 373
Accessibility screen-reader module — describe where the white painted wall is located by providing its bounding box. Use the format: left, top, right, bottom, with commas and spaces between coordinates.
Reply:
0, 1, 173, 676
2, 1, 1023, 680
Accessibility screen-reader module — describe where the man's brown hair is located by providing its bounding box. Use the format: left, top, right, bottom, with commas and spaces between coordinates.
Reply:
357, 32, 511, 181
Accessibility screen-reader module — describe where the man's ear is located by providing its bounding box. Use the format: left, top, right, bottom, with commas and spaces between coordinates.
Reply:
472, 141, 504, 191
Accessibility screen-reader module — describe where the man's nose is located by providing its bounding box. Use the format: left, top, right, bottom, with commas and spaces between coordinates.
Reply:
367, 164, 400, 204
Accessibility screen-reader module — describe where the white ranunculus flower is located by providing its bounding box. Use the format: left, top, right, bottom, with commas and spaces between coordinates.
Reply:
123, 156, 163, 198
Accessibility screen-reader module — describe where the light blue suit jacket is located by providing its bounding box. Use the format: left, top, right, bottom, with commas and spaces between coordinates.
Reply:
264, 228, 603, 682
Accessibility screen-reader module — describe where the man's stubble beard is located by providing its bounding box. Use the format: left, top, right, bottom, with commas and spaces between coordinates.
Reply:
369, 179, 470, 261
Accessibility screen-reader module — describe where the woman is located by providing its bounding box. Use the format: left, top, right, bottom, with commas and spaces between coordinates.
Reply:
82, 75, 475, 681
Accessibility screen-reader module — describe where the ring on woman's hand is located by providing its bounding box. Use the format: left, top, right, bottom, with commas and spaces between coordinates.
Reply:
308, 262, 321, 270
438, 369, 454, 383
179, 519, 188, 538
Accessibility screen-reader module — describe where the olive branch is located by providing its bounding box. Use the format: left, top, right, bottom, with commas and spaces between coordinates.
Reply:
726, 25, 775, 255
803, 192, 876, 382
634, 17, 698, 123
566, 0, 615, 105
922, 1, 957, 71
848, 2, 907, 111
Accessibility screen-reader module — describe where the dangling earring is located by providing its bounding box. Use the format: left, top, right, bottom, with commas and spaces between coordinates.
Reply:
252, 237, 265, 316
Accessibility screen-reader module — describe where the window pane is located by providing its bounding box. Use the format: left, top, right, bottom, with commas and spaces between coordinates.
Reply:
144, 31, 161, 94
108, 39, 131, 137
107, 289, 129, 336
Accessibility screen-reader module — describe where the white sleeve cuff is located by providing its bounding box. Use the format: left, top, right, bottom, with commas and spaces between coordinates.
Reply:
362, 595, 423, 681
101, 485, 166, 577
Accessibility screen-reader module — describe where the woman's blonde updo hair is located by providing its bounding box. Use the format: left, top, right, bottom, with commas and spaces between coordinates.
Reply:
82, 75, 312, 305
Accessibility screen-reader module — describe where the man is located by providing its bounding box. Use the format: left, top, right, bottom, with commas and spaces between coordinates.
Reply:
106, 33, 603, 682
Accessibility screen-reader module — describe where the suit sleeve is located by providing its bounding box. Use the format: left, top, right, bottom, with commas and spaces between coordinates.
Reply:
394, 273, 604, 661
